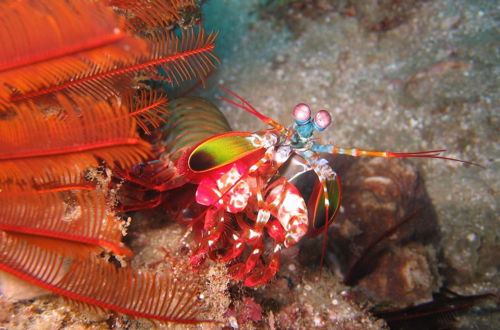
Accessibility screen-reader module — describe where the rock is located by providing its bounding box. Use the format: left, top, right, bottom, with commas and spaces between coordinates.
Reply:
403, 60, 473, 105
350, 0, 422, 31
327, 157, 441, 307
0, 271, 51, 302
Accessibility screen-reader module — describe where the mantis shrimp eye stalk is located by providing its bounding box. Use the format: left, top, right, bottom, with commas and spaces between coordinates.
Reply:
293, 103, 312, 124
313, 110, 332, 131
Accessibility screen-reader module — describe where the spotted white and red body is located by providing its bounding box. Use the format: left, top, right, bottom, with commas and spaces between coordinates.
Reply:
181, 127, 324, 286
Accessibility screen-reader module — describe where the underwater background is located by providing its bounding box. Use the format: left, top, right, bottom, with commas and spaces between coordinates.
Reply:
0, 0, 497, 328
196, 0, 498, 328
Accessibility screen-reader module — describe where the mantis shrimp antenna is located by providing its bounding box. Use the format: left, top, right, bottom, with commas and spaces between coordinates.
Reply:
218, 86, 284, 131
323, 146, 483, 167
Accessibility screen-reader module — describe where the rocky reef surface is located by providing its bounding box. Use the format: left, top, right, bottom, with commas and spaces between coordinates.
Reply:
198, 0, 498, 327
2, 0, 498, 329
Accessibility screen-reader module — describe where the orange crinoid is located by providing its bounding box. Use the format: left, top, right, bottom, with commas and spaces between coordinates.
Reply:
0, 0, 218, 324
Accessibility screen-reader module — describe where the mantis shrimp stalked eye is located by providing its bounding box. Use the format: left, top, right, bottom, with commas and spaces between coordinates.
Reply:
293, 103, 311, 123
313, 109, 332, 131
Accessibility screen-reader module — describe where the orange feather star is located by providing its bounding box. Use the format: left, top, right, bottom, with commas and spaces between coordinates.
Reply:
0, 0, 219, 325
